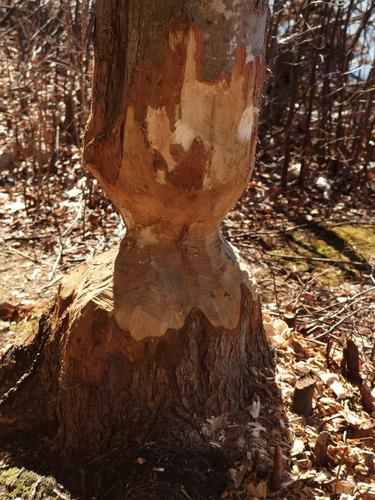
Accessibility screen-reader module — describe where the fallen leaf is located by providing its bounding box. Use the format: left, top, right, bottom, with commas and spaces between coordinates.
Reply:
291, 439, 305, 456
356, 482, 375, 499
320, 372, 347, 399
334, 478, 356, 495
202, 415, 227, 437
246, 480, 267, 499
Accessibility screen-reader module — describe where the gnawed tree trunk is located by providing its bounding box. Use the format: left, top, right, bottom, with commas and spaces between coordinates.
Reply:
0, 0, 271, 459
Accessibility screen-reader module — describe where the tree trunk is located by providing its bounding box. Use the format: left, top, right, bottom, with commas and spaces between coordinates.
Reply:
0, 0, 271, 460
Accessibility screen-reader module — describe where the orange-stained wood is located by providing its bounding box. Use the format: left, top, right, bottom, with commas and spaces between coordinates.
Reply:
84, 21, 266, 340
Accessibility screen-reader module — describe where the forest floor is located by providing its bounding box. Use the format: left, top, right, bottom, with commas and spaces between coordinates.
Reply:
0, 163, 375, 499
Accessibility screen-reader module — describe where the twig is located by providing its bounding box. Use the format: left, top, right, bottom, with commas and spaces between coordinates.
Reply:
40, 275, 63, 291
2, 235, 49, 241
326, 221, 375, 228
312, 305, 367, 341
257, 246, 281, 313
62, 197, 83, 238
305, 293, 374, 336
4, 247, 40, 264
289, 269, 332, 309
52, 489, 69, 500
30, 478, 42, 500
48, 237, 63, 281
313, 286, 375, 315
333, 431, 348, 496
265, 252, 366, 266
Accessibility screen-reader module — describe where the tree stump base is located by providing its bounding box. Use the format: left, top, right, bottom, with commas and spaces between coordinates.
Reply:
0, 246, 272, 458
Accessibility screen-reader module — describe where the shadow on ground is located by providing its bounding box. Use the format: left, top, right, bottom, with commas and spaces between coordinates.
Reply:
0, 358, 290, 499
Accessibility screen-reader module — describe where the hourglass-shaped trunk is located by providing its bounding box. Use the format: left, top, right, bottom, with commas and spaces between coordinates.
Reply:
0, 0, 271, 457
84, 0, 269, 342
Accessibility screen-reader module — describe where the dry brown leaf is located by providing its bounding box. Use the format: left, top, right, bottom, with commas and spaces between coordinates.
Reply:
316, 397, 344, 415
202, 415, 227, 437
246, 480, 267, 499
341, 406, 373, 428
229, 464, 249, 489
0, 301, 19, 320
334, 478, 356, 495
314, 470, 333, 483
356, 482, 375, 499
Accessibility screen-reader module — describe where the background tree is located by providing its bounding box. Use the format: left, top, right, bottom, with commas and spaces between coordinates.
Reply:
260, 0, 375, 191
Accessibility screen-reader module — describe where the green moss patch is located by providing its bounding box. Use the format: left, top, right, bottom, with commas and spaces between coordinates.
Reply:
0, 467, 40, 499
269, 224, 375, 286
0, 465, 69, 499
332, 225, 375, 262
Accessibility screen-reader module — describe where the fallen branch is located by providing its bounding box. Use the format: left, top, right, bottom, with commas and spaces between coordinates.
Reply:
265, 252, 366, 266
4, 247, 40, 264
312, 306, 367, 341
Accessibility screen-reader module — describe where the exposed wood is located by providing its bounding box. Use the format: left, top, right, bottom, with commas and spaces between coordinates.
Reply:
283, 311, 296, 329
84, 0, 269, 342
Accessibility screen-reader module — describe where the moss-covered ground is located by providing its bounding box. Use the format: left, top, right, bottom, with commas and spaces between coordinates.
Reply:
0, 465, 69, 499
270, 224, 375, 286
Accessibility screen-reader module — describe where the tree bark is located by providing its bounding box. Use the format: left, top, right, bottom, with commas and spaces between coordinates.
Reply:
0, 0, 271, 459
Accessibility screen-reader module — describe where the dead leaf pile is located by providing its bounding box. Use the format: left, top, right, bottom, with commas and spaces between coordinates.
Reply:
218, 313, 374, 498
